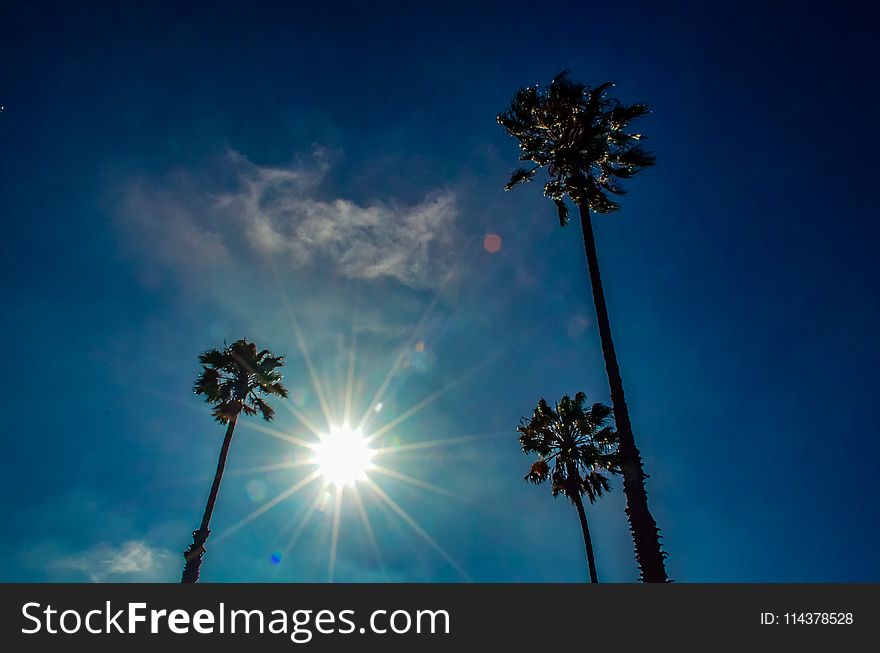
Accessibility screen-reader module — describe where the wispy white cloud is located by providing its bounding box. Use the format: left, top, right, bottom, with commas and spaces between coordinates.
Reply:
120, 150, 460, 291
52, 540, 178, 583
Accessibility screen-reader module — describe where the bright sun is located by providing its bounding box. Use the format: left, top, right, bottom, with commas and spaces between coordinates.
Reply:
312, 424, 375, 487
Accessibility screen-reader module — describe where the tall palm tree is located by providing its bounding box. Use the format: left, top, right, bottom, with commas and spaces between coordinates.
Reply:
498, 71, 668, 582
181, 338, 289, 583
518, 393, 620, 583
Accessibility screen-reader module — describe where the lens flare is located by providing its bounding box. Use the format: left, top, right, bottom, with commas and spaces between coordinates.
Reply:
483, 233, 502, 253
246, 479, 268, 502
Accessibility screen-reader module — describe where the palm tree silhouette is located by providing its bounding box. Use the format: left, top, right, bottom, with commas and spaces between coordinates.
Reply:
181, 339, 289, 583
519, 393, 619, 583
498, 71, 668, 582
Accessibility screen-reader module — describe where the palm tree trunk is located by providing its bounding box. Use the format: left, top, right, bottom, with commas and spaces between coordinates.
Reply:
571, 491, 599, 583
181, 414, 238, 583
576, 200, 668, 583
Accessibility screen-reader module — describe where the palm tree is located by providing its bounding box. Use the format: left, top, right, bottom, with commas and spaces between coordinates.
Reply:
498, 71, 668, 582
181, 338, 289, 583
518, 393, 619, 583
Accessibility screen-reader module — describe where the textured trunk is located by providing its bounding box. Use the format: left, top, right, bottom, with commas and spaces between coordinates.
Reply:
181, 414, 238, 583
576, 200, 668, 583
570, 490, 599, 583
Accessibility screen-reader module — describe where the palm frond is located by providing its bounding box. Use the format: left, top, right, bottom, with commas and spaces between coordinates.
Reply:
587, 81, 616, 106
193, 367, 222, 400
525, 459, 549, 484
251, 396, 276, 422
615, 145, 656, 169
593, 425, 617, 447
588, 402, 613, 425
259, 351, 285, 371
262, 377, 289, 398
198, 349, 226, 368
582, 470, 613, 504
609, 102, 650, 127
211, 400, 240, 424
587, 190, 621, 214
554, 199, 570, 226
505, 167, 537, 190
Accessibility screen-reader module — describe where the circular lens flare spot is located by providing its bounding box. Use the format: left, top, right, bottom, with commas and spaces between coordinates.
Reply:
312, 424, 375, 487
270, 552, 282, 565
246, 479, 267, 502
483, 233, 502, 253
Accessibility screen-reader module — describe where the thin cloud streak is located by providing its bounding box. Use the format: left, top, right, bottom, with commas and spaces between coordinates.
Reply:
53, 540, 178, 583
121, 149, 461, 291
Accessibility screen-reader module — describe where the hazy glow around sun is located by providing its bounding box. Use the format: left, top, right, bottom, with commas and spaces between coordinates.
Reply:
312, 424, 375, 487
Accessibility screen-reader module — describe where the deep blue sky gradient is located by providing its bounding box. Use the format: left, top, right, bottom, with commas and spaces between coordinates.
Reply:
1, 1, 879, 582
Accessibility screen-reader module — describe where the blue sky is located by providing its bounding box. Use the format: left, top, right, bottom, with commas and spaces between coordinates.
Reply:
1, 1, 879, 582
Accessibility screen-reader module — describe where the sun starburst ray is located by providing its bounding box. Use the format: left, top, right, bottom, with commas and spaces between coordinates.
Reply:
214, 470, 321, 542
355, 296, 441, 433
327, 486, 344, 582
364, 478, 471, 581
355, 241, 476, 435
270, 258, 335, 429
239, 418, 318, 449
370, 465, 462, 500
274, 402, 326, 442
364, 356, 495, 446
343, 316, 358, 426
279, 489, 325, 560
372, 431, 508, 457
349, 485, 385, 578
226, 459, 313, 477
370, 464, 515, 519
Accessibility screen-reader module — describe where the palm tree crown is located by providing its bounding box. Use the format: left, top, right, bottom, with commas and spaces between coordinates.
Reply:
518, 392, 620, 583
497, 70, 655, 226
519, 392, 619, 503
194, 338, 289, 423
